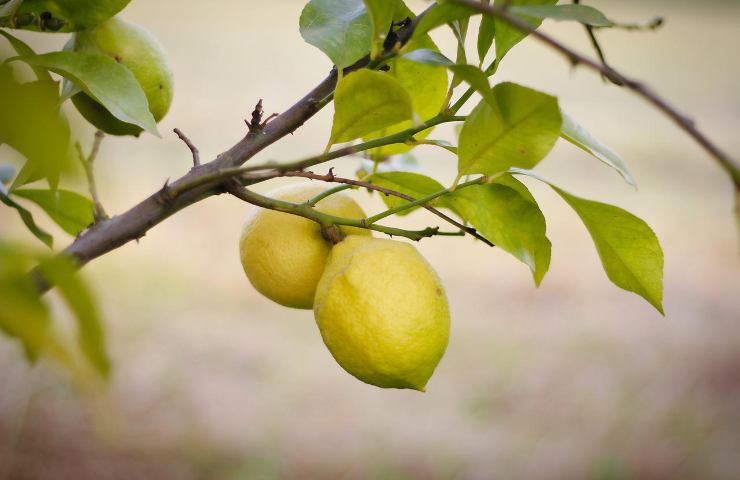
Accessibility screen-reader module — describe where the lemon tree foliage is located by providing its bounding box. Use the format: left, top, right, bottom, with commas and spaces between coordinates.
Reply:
363, 0, 398, 59
554, 187, 664, 314
329, 69, 413, 145
492, 0, 558, 63
362, 34, 448, 156
0, 245, 109, 376
458, 82, 562, 176
15, 51, 159, 135
13, 188, 95, 235
300, 0, 373, 70
511, 168, 664, 313
0, 0, 687, 388
402, 48, 496, 106
0, 0, 130, 32
445, 176, 551, 286
509, 4, 616, 27
560, 111, 636, 186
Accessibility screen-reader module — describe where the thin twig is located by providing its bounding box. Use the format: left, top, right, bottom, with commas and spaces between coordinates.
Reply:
224, 180, 462, 242
573, 0, 613, 84
279, 170, 494, 246
75, 130, 108, 222
447, 0, 740, 187
173, 128, 200, 167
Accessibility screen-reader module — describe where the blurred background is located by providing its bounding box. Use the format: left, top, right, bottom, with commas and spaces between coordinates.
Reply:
1, 1, 739, 479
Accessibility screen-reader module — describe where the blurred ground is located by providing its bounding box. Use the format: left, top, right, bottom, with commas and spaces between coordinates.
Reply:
1, 1, 739, 479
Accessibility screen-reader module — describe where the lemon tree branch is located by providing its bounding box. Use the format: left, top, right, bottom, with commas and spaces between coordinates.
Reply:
224, 182, 463, 242
266, 169, 493, 246
447, 0, 740, 187
30, 8, 437, 293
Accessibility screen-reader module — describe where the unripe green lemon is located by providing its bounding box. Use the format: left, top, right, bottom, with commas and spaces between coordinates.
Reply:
314, 236, 450, 391
239, 184, 371, 310
70, 17, 173, 136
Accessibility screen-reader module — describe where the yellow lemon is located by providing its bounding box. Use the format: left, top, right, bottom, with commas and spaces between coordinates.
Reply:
239, 183, 370, 309
70, 16, 173, 136
314, 236, 450, 391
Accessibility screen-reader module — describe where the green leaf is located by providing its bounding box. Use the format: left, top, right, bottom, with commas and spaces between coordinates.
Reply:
0, 29, 53, 81
560, 111, 635, 186
494, 0, 557, 64
1, 183, 54, 248
458, 82, 561, 176
329, 69, 413, 146
12, 51, 159, 136
0, 0, 131, 32
477, 1, 496, 65
402, 49, 496, 107
0, 245, 51, 362
363, 0, 397, 59
299, 0, 373, 69
37, 255, 110, 377
512, 168, 664, 313
364, 26, 449, 156
445, 175, 551, 285
13, 188, 94, 236
413, 3, 474, 38
510, 4, 615, 27
369, 171, 446, 214
449, 16, 469, 89
554, 187, 664, 313
0, 66, 73, 189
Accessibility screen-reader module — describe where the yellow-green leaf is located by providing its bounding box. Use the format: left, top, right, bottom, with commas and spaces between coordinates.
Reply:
329, 69, 413, 145
458, 82, 561, 176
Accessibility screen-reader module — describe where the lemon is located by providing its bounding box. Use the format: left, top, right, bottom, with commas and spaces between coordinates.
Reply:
314, 236, 450, 391
239, 183, 371, 309
70, 16, 173, 136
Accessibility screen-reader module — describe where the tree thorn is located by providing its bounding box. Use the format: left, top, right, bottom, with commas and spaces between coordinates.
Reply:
156, 179, 173, 205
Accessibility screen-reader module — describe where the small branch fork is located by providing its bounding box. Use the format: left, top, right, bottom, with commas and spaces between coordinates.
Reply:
75, 130, 108, 222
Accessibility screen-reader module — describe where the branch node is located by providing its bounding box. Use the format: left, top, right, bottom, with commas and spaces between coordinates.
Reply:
320, 225, 345, 245
247, 99, 266, 133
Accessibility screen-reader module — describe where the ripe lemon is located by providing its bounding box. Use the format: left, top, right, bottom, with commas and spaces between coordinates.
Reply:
314, 236, 450, 391
70, 16, 173, 136
239, 183, 371, 309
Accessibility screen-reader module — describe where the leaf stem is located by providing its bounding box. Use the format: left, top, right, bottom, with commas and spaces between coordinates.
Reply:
365, 177, 484, 224
305, 184, 353, 206
75, 131, 108, 222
